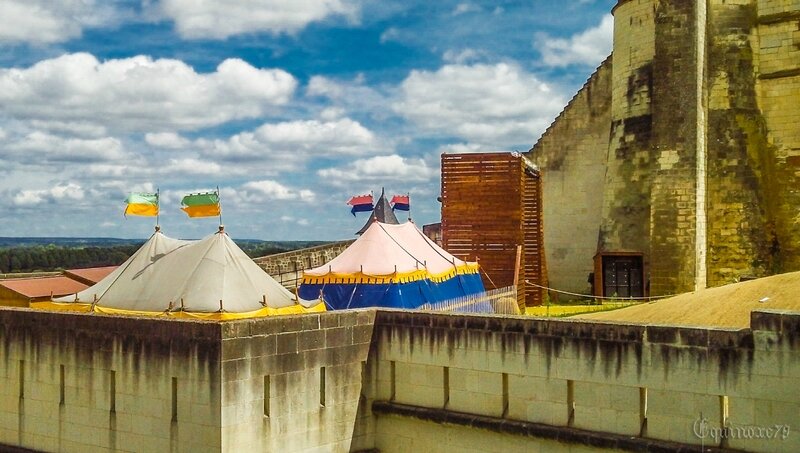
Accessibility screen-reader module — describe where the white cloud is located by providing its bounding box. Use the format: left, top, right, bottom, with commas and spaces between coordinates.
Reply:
3, 132, 127, 163
229, 180, 316, 204
437, 142, 486, 154
452, 3, 480, 16
319, 107, 346, 120
536, 14, 613, 67
159, 0, 361, 39
306, 75, 389, 120
164, 158, 222, 175
13, 183, 84, 206
0, 53, 297, 133
442, 48, 484, 64
211, 179, 315, 210
145, 132, 191, 149
200, 118, 382, 166
317, 155, 437, 186
394, 63, 566, 145
379, 27, 401, 44
0, 0, 117, 44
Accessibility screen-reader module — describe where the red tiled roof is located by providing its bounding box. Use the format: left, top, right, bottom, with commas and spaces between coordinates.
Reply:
0, 276, 88, 299
64, 266, 118, 285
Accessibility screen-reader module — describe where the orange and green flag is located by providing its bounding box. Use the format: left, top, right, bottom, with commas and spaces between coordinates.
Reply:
181, 191, 221, 218
124, 192, 159, 217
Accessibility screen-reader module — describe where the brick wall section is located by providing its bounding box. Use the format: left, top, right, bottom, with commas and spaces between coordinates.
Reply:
219, 310, 375, 452
252, 240, 354, 289
0, 309, 222, 452
368, 309, 800, 452
528, 57, 612, 297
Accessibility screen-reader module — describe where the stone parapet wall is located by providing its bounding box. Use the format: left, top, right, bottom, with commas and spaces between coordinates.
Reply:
253, 240, 354, 289
0, 306, 798, 452
0, 309, 222, 452
367, 309, 800, 452
219, 310, 375, 452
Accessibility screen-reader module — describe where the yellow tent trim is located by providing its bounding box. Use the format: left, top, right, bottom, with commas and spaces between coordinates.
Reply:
301, 262, 480, 285
30, 301, 325, 320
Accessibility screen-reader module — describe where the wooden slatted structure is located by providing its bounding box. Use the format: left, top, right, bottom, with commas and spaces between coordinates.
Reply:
441, 152, 546, 307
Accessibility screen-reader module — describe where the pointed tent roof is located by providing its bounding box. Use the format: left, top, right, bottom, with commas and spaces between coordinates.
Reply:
305, 221, 477, 282
53, 229, 317, 315
357, 189, 398, 235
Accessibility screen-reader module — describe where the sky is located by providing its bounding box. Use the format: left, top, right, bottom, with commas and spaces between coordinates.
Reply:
0, 0, 615, 240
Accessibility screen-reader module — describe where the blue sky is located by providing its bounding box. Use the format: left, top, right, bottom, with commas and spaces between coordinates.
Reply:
0, 0, 615, 240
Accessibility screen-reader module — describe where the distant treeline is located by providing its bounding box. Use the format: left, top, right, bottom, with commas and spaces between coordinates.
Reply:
0, 241, 329, 274
0, 244, 142, 273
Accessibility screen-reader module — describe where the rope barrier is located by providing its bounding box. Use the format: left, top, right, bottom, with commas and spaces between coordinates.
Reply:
524, 280, 679, 301
480, 267, 499, 289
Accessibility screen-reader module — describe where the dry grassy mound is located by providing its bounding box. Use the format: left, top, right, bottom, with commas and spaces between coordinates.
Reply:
577, 270, 800, 328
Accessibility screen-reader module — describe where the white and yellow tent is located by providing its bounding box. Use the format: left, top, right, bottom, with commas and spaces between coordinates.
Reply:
35, 228, 323, 319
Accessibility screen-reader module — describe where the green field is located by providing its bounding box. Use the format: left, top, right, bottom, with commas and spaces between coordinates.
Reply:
525, 302, 638, 317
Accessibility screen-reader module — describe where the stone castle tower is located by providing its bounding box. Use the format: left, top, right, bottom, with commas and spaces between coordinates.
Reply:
529, 0, 800, 297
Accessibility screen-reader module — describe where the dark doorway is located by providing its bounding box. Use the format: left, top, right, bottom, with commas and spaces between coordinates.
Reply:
601, 255, 644, 297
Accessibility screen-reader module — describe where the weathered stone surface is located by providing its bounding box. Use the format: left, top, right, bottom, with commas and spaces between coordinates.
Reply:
527, 0, 800, 297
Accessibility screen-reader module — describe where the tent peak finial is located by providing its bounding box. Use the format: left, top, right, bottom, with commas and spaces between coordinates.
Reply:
154, 225, 161, 233
218, 225, 225, 233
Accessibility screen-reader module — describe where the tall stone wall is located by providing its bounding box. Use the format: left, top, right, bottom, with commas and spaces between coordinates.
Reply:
756, 0, 800, 273
529, 58, 612, 297
599, 0, 655, 261
705, 0, 777, 286
530, 0, 800, 296
649, 0, 705, 294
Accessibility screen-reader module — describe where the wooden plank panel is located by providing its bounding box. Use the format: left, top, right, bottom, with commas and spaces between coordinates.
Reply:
441, 152, 545, 306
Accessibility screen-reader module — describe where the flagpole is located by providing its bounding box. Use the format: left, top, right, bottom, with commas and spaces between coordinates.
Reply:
407, 192, 411, 221
217, 186, 223, 228
156, 187, 160, 228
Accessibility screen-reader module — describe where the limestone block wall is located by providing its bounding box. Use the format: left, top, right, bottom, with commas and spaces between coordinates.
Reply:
367, 310, 800, 453
648, 0, 705, 295
599, 0, 655, 259
705, 0, 777, 287
756, 0, 800, 273
528, 58, 612, 297
0, 309, 222, 452
253, 240, 354, 289
219, 310, 375, 452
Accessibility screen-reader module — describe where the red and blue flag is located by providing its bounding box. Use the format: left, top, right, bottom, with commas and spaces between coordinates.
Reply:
391, 194, 410, 211
347, 194, 374, 216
